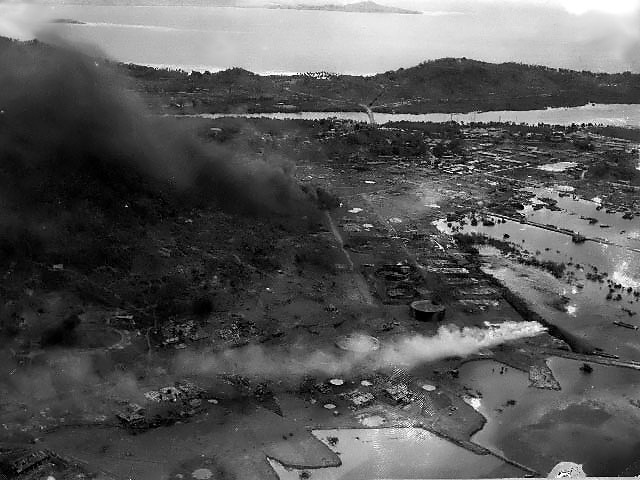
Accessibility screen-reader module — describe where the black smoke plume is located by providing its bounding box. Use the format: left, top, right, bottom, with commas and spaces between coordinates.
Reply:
0, 36, 318, 262
40, 314, 81, 347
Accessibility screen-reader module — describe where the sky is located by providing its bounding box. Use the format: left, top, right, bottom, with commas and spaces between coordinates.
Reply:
557, 0, 638, 14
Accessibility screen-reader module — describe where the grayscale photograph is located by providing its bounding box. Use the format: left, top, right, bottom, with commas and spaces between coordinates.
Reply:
1, 0, 640, 478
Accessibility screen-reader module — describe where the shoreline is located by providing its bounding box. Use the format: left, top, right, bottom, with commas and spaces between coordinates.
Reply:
168, 104, 640, 128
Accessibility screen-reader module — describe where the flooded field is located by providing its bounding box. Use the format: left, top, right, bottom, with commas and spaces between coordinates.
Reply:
522, 187, 640, 249
481, 256, 640, 359
459, 358, 640, 476
434, 214, 640, 288
269, 428, 522, 479
435, 199, 640, 358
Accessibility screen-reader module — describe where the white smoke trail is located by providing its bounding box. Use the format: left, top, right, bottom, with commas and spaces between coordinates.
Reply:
174, 321, 546, 378
378, 321, 546, 367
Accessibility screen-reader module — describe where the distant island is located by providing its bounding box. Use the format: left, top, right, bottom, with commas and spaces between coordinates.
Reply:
267, 1, 422, 14
49, 18, 87, 24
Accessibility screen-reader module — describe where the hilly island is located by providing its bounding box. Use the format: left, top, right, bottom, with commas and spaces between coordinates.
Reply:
121, 55, 640, 115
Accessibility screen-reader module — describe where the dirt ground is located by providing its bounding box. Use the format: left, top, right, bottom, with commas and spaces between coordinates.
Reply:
2, 116, 639, 480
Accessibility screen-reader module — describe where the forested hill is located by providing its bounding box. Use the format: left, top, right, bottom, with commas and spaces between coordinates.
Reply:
370, 58, 640, 110
124, 56, 640, 114
2, 37, 639, 114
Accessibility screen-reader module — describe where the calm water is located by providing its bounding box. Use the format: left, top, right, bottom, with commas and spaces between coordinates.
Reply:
459, 358, 640, 476
269, 428, 522, 479
184, 104, 640, 127
482, 256, 640, 360
434, 215, 640, 287
435, 204, 640, 359
523, 186, 640, 249
35, 4, 640, 74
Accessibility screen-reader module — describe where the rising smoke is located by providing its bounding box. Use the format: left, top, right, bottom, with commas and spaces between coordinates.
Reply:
0, 348, 147, 424
0, 28, 324, 418
0, 34, 318, 226
174, 321, 547, 378
0, 322, 545, 423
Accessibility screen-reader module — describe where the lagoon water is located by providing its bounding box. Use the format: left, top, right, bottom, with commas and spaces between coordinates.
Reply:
186, 104, 640, 127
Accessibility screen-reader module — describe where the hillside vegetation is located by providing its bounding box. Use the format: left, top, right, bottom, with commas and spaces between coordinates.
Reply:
122, 56, 640, 114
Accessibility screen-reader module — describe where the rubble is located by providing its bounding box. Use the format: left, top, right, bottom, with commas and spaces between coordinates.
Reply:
382, 383, 414, 406
214, 314, 262, 347
160, 319, 209, 347
116, 403, 147, 430
0, 447, 84, 479
529, 364, 561, 390
342, 390, 375, 409
121, 380, 206, 431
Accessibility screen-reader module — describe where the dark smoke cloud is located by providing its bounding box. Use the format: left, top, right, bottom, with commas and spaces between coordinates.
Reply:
40, 314, 81, 347
0, 35, 318, 222
0, 34, 324, 425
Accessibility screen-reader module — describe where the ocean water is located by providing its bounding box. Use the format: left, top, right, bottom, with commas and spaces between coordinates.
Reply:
35, 4, 639, 74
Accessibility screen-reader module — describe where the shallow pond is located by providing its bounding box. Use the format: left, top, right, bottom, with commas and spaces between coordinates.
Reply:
269, 427, 522, 479
459, 357, 640, 476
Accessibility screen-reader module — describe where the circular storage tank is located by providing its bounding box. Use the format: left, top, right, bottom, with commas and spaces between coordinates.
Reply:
410, 300, 446, 322
335, 333, 380, 353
